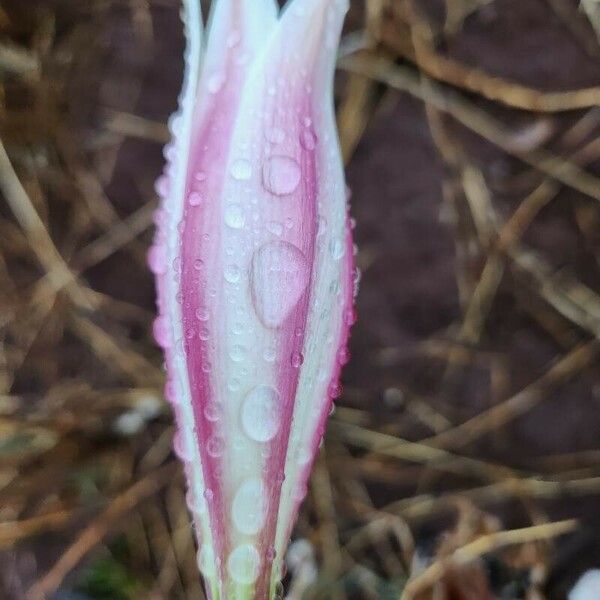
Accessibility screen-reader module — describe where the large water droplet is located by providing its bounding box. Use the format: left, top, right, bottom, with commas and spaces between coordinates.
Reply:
227, 544, 260, 585
225, 204, 245, 229
262, 156, 301, 196
232, 479, 266, 535
241, 386, 280, 442
250, 241, 309, 328
231, 159, 252, 181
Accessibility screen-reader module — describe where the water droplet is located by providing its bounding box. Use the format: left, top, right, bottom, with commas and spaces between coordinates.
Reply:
195, 171, 207, 182
186, 489, 208, 514
196, 306, 209, 321
173, 431, 191, 461
153, 316, 170, 348
232, 479, 266, 535
207, 435, 225, 457
300, 128, 317, 150
198, 327, 210, 341
291, 351, 304, 368
155, 175, 170, 198
224, 264, 241, 284
148, 245, 167, 275
229, 345, 246, 362
188, 192, 203, 206
251, 241, 309, 328
204, 401, 222, 422
343, 307, 357, 326
231, 159, 252, 181
241, 386, 280, 442
225, 204, 245, 229
262, 156, 301, 196
337, 347, 350, 365
193, 259, 204, 271
227, 544, 260, 585
329, 381, 342, 398
266, 547, 277, 562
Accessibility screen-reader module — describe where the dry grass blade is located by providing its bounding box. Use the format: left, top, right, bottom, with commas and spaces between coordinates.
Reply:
26, 463, 177, 600
400, 519, 577, 599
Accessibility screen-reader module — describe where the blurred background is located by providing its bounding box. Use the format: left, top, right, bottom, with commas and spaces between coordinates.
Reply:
1, 0, 600, 598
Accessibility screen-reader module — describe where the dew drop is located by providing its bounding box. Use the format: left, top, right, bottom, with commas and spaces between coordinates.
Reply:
173, 431, 191, 461
228, 544, 260, 585
206, 435, 225, 458
196, 306, 209, 321
232, 479, 266, 535
155, 175, 170, 198
262, 156, 301, 196
300, 128, 317, 151
337, 347, 350, 365
329, 381, 342, 398
291, 351, 304, 368
250, 241, 309, 328
188, 192, 203, 207
148, 245, 167, 275
343, 307, 357, 326
224, 204, 245, 229
204, 401, 222, 422
241, 386, 280, 442
224, 264, 241, 284
231, 159, 252, 181
229, 345, 246, 363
